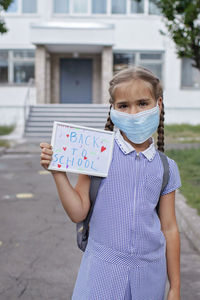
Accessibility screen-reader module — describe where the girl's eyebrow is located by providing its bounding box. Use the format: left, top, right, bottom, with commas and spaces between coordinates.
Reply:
116, 98, 151, 104
136, 98, 151, 102
116, 100, 129, 105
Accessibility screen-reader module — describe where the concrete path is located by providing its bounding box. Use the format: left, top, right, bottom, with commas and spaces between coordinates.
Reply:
0, 144, 200, 299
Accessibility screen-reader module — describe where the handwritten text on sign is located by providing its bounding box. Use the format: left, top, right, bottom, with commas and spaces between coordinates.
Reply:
48, 122, 115, 177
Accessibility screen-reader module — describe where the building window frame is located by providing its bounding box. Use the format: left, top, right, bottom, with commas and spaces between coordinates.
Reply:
148, 0, 161, 15
52, 0, 159, 16
5, 0, 38, 15
113, 50, 165, 86
181, 58, 200, 90
0, 49, 35, 86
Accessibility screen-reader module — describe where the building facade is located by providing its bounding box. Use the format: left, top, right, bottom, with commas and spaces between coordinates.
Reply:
0, 0, 200, 128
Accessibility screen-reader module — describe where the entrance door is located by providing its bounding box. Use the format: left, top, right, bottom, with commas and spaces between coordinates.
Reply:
60, 58, 92, 103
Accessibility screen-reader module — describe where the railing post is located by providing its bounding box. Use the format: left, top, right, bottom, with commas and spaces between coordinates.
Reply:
24, 78, 34, 136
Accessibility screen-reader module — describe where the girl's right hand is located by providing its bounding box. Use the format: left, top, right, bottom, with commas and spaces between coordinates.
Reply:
40, 142, 57, 173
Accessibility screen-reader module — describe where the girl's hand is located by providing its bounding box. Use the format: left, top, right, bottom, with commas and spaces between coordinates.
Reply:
40, 142, 58, 174
167, 288, 180, 300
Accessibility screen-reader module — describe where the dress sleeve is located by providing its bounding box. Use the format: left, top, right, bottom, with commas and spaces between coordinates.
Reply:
161, 157, 181, 196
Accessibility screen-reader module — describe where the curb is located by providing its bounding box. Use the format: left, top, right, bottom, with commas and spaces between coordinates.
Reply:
176, 190, 200, 253
5, 149, 40, 155
0, 147, 6, 156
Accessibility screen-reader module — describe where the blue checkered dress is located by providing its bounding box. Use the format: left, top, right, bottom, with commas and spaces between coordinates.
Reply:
72, 130, 181, 300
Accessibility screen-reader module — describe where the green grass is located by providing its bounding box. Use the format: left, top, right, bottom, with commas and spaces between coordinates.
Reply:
0, 125, 15, 136
166, 148, 200, 216
164, 124, 200, 143
0, 140, 10, 148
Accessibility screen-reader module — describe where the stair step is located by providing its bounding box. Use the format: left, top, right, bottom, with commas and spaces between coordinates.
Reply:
28, 117, 107, 122
24, 132, 53, 138
30, 112, 108, 117
27, 119, 107, 126
30, 104, 109, 108
25, 104, 110, 138
25, 123, 105, 132
31, 107, 109, 112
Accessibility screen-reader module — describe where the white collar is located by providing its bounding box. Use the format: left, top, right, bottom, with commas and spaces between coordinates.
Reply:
114, 129, 156, 161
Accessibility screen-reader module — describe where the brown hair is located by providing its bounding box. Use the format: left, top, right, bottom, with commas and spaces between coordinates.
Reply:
104, 66, 165, 152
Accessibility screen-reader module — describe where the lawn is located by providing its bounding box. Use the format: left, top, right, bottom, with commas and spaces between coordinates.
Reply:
166, 148, 200, 216
165, 124, 200, 143
0, 125, 15, 136
0, 140, 10, 148
0, 125, 15, 148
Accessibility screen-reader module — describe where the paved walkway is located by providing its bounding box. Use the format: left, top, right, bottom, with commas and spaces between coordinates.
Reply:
0, 142, 200, 299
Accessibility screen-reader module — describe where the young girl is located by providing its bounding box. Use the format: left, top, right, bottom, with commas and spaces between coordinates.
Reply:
40, 66, 181, 300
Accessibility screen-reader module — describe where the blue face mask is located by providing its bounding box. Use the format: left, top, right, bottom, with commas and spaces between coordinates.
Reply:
110, 104, 160, 144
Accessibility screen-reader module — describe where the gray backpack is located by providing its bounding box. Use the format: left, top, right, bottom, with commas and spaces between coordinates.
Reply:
76, 150, 169, 252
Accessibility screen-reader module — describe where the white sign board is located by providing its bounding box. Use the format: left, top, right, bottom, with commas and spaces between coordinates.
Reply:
48, 122, 115, 177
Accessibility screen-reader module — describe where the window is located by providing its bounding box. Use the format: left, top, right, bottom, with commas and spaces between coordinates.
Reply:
149, 0, 161, 15
6, 0, 37, 13
181, 58, 200, 89
139, 52, 163, 80
0, 51, 8, 83
73, 0, 87, 13
14, 62, 34, 83
13, 50, 35, 59
92, 0, 107, 14
13, 50, 35, 83
6, 0, 18, 13
114, 53, 135, 73
0, 50, 35, 84
54, 0, 69, 13
51, 0, 162, 15
131, 0, 144, 14
112, 0, 126, 14
140, 53, 162, 60
22, 0, 37, 13
113, 51, 163, 82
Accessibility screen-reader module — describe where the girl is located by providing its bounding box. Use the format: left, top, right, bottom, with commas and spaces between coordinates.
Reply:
40, 66, 181, 300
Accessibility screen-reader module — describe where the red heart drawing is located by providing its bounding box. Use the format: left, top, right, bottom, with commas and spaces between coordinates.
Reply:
84, 156, 87, 160
66, 134, 69, 138
63, 147, 67, 151
101, 146, 106, 152
58, 164, 61, 168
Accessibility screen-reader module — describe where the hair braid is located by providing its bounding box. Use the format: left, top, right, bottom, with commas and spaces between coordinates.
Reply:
157, 102, 165, 152
104, 104, 114, 131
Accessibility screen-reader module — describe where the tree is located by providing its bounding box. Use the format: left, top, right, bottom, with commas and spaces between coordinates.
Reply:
137, 0, 200, 71
0, 0, 14, 34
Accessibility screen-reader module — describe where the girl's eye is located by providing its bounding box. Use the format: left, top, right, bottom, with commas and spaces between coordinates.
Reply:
118, 104, 128, 109
139, 101, 148, 107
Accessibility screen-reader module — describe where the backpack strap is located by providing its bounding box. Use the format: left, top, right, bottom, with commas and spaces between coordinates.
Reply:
158, 150, 169, 195
156, 151, 170, 213
82, 176, 102, 231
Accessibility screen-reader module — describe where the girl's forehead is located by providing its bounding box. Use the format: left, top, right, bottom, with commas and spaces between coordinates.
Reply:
113, 79, 155, 101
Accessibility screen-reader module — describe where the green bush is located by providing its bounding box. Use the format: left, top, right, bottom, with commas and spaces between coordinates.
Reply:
0, 125, 15, 136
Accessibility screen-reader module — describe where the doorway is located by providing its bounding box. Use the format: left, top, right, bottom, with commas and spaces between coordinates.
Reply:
60, 58, 93, 103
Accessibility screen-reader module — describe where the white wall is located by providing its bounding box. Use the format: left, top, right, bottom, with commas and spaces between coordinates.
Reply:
0, 87, 36, 138
0, 1, 200, 128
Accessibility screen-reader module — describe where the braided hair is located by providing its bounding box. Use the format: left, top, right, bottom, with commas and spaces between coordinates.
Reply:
104, 66, 165, 152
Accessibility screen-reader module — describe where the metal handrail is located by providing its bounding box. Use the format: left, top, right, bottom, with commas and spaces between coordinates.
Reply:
24, 78, 35, 131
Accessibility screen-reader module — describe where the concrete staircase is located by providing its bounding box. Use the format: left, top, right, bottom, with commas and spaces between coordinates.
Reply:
24, 104, 110, 139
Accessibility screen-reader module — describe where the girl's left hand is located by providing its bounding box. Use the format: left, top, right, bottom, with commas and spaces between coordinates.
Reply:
167, 288, 180, 300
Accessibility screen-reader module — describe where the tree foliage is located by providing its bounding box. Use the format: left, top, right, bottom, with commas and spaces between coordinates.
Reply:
135, 0, 200, 71
0, 0, 14, 34
150, 0, 200, 70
